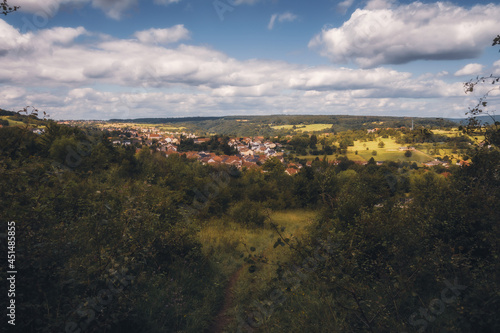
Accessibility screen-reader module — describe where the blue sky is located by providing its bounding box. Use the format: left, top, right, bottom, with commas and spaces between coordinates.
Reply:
1, 0, 500, 120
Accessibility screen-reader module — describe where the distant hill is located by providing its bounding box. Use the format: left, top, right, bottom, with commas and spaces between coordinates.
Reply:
107, 115, 458, 136
0, 109, 16, 116
448, 115, 500, 125
109, 116, 224, 123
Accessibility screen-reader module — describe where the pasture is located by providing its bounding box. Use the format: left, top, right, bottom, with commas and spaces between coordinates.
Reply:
271, 124, 333, 132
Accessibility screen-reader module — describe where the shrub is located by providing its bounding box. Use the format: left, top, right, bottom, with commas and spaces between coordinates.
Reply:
229, 200, 266, 227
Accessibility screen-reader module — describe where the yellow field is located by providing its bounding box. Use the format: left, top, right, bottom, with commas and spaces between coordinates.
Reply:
99, 122, 186, 132
298, 137, 438, 164
198, 209, 318, 325
0, 116, 25, 126
271, 124, 333, 132
432, 128, 461, 136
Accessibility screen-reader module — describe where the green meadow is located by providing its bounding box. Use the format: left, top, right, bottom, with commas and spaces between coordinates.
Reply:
271, 124, 334, 132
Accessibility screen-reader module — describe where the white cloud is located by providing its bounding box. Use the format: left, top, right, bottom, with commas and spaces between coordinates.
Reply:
454, 63, 484, 77
268, 12, 298, 30
153, 0, 181, 5
310, 2, 500, 68
337, 0, 354, 14
364, 0, 395, 10
10, 0, 180, 20
0, 19, 478, 119
493, 60, 500, 75
134, 25, 190, 45
90, 0, 137, 20
230, 0, 261, 5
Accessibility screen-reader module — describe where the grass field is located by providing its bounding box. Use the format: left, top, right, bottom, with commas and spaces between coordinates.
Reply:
0, 116, 26, 127
296, 137, 439, 164
198, 210, 317, 275
100, 122, 186, 132
433, 129, 462, 136
198, 209, 318, 329
271, 124, 333, 132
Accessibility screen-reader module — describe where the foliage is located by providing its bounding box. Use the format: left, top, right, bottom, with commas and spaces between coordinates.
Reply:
463, 35, 500, 145
2, 112, 499, 332
239, 147, 499, 332
1, 0, 18, 15
0, 125, 224, 332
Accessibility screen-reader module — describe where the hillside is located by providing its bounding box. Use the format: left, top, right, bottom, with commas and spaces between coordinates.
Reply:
107, 115, 457, 137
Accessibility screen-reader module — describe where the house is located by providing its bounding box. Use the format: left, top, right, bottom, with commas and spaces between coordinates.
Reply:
423, 160, 444, 167
223, 156, 242, 167
288, 163, 302, 169
239, 148, 254, 156
185, 152, 200, 159
257, 146, 268, 154
242, 161, 259, 170
458, 160, 471, 167
194, 138, 211, 144
166, 144, 177, 151
264, 141, 276, 149
165, 149, 179, 157
285, 168, 299, 176
266, 149, 276, 156
148, 134, 162, 140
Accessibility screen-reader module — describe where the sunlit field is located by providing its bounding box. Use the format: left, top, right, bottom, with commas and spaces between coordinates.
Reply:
271, 124, 334, 132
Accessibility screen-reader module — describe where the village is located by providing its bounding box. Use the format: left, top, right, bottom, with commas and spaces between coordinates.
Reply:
93, 124, 309, 176
53, 121, 470, 172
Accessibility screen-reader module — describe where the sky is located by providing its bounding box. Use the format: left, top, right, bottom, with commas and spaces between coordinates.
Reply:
1, 0, 500, 120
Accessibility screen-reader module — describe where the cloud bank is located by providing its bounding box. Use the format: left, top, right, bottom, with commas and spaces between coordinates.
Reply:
0, 17, 479, 120
309, 2, 500, 68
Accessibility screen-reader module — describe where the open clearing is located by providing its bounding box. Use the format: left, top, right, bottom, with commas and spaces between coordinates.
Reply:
100, 122, 186, 132
1, 116, 26, 126
271, 124, 333, 132
198, 210, 318, 331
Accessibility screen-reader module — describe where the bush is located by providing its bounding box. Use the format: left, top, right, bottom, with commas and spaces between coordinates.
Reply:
229, 200, 267, 227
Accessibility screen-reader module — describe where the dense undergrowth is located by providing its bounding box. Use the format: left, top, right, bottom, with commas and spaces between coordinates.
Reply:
1, 121, 499, 332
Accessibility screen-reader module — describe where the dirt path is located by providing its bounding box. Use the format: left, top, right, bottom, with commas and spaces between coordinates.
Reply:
208, 264, 248, 333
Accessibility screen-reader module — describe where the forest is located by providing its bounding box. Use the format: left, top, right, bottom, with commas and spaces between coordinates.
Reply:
1, 115, 499, 332
107, 115, 458, 138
